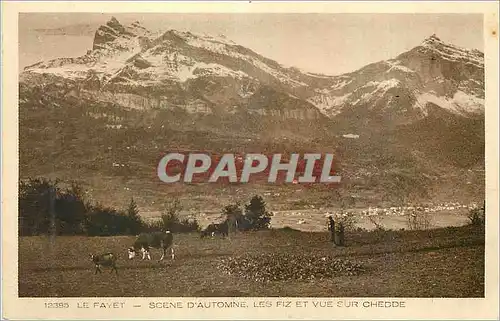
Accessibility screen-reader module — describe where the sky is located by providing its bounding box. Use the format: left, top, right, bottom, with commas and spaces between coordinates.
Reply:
18, 13, 484, 76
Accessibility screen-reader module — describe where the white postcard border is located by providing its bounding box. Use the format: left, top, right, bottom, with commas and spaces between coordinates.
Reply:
2, 1, 499, 320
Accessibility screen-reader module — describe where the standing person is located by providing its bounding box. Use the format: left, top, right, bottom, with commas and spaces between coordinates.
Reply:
327, 215, 335, 243
337, 222, 345, 246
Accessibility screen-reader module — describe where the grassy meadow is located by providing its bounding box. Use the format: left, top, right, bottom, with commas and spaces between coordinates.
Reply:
19, 225, 484, 297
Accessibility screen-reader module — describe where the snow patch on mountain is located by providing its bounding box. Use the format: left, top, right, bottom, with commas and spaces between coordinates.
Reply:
238, 86, 256, 98
415, 90, 484, 115
27, 65, 90, 80
173, 30, 237, 47
251, 59, 308, 88
330, 78, 353, 90
305, 72, 335, 79
176, 30, 307, 88
363, 79, 401, 91
452, 91, 484, 113
385, 60, 415, 73
103, 37, 142, 68
135, 48, 251, 82
194, 62, 250, 79
353, 79, 401, 105
307, 92, 352, 116
308, 79, 402, 115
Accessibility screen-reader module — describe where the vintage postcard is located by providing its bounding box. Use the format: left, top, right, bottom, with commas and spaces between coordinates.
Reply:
2, 1, 499, 320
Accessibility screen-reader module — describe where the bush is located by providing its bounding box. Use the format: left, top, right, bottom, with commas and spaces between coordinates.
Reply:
145, 217, 200, 233
406, 206, 432, 230
332, 210, 357, 232
280, 226, 300, 232
176, 218, 201, 233
147, 198, 200, 233
85, 204, 133, 236
142, 219, 164, 232
467, 206, 485, 226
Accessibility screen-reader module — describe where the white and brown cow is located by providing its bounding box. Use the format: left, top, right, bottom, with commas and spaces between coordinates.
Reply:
128, 231, 174, 261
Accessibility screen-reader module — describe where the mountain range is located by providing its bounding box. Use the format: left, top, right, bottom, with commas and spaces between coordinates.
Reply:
18, 17, 485, 211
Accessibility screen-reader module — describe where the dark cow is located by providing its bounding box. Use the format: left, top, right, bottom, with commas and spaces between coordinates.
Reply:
201, 220, 229, 238
128, 231, 174, 261
90, 252, 118, 275
200, 224, 218, 238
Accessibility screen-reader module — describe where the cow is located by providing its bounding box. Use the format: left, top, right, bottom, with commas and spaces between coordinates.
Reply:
90, 252, 118, 275
200, 219, 229, 238
128, 231, 174, 261
200, 224, 218, 238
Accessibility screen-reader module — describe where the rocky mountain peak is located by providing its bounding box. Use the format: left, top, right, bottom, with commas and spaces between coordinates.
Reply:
411, 34, 484, 68
422, 33, 443, 44
126, 20, 151, 37
93, 17, 127, 50
106, 17, 122, 29
131, 20, 143, 27
307, 34, 485, 121
92, 17, 151, 51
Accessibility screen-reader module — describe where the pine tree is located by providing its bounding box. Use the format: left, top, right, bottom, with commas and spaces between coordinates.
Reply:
126, 198, 142, 235
244, 195, 272, 230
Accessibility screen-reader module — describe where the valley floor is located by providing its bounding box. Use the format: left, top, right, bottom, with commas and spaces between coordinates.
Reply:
18, 225, 484, 297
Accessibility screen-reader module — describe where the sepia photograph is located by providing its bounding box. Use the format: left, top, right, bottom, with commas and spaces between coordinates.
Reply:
2, 1, 499, 320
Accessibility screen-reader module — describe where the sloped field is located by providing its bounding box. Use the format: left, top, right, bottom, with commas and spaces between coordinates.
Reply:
18, 225, 484, 297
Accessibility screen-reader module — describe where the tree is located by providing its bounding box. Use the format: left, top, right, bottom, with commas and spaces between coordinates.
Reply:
126, 198, 142, 235
406, 204, 432, 230
161, 198, 182, 232
222, 202, 244, 232
467, 202, 485, 226
85, 203, 131, 236
55, 182, 88, 235
244, 195, 272, 230
19, 178, 59, 236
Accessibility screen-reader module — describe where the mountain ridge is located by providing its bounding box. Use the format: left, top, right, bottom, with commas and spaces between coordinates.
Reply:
18, 17, 485, 209
22, 18, 484, 125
